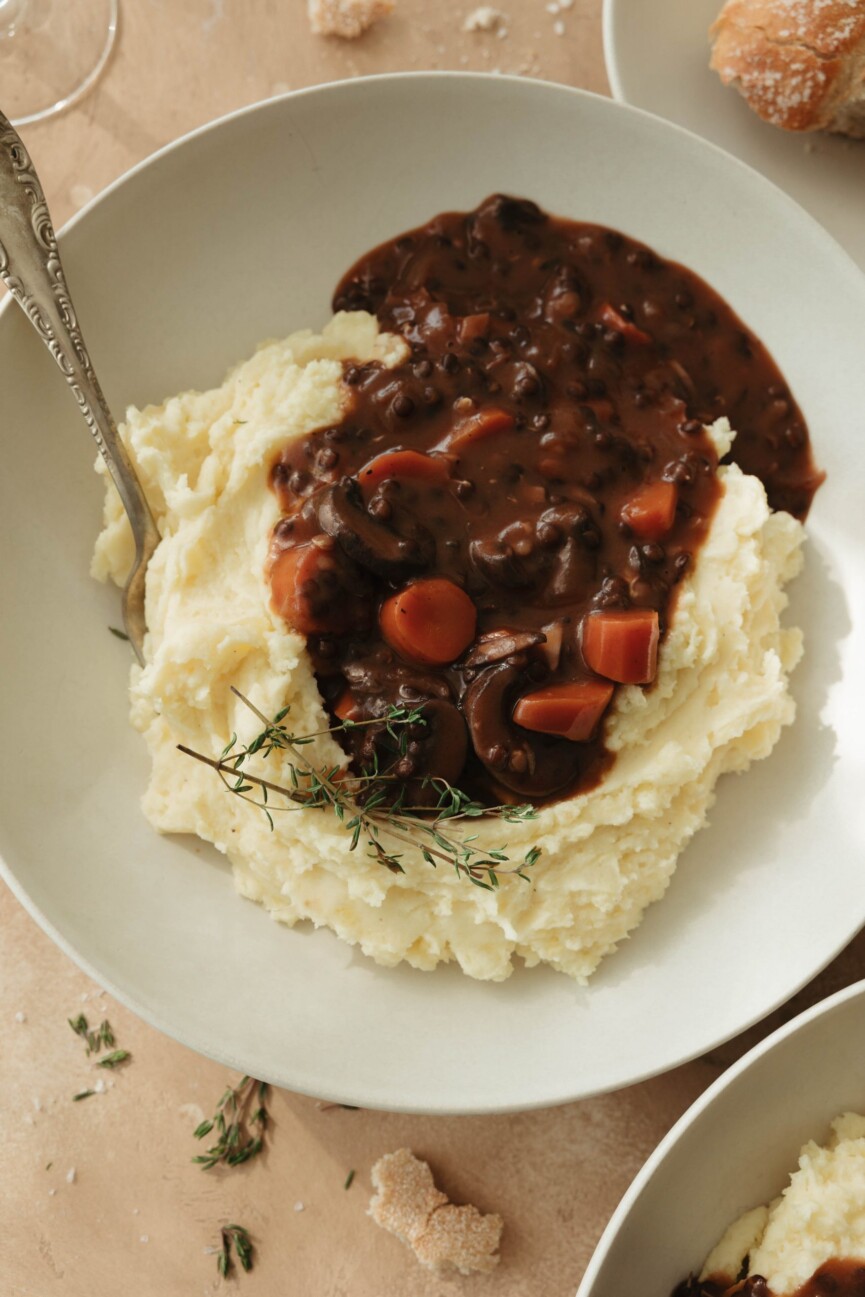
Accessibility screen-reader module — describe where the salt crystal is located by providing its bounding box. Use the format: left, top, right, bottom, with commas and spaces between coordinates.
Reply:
294, 1201, 305, 1212
66, 1168, 76, 1184
463, 5, 506, 33
140, 1234, 149, 1244
553, 18, 565, 35
48, 1189, 56, 1197
14, 1011, 26, 1024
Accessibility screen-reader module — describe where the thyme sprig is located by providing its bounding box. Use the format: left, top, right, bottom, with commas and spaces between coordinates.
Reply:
193, 1075, 270, 1171
178, 689, 541, 890
216, 1223, 254, 1276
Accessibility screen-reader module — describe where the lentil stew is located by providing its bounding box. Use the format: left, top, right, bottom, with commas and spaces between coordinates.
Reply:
267, 195, 823, 805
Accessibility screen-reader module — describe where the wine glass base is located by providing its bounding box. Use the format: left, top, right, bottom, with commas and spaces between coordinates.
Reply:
0, 0, 119, 126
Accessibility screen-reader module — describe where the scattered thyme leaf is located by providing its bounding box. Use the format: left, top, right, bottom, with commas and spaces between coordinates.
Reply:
108, 626, 130, 641
177, 691, 542, 886
96, 1049, 131, 1069
73, 1089, 96, 1102
217, 1223, 254, 1276
193, 1076, 269, 1171
344, 1168, 356, 1190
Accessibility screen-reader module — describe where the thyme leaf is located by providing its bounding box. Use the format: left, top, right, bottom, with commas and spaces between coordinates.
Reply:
178, 689, 542, 885
193, 1076, 269, 1171
216, 1223, 254, 1276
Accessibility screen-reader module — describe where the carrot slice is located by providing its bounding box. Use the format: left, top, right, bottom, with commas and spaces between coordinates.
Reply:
582, 609, 660, 684
598, 303, 651, 345
333, 687, 361, 722
448, 407, 514, 452
621, 481, 678, 540
513, 680, 614, 743
380, 578, 477, 666
357, 450, 449, 501
270, 542, 352, 635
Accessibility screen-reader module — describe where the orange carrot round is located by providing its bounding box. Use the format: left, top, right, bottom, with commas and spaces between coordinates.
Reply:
357, 450, 449, 501
270, 542, 349, 635
447, 407, 514, 452
513, 680, 614, 743
380, 578, 477, 665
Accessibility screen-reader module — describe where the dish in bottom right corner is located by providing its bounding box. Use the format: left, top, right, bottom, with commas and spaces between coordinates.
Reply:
675, 1111, 865, 1297
577, 981, 865, 1297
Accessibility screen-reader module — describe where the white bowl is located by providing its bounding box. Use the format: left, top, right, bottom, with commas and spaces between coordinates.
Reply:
578, 978, 865, 1297
1, 74, 864, 1114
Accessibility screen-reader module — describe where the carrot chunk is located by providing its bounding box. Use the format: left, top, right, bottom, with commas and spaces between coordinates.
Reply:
621, 481, 678, 540
447, 407, 514, 452
270, 541, 352, 635
333, 687, 361, 722
513, 680, 614, 743
582, 609, 660, 684
357, 449, 449, 500
380, 578, 477, 665
598, 303, 652, 345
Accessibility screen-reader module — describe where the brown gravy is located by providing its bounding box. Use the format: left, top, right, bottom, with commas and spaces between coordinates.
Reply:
266, 195, 823, 806
677, 1258, 865, 1297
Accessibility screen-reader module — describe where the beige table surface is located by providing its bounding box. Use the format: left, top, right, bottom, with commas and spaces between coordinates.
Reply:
2, 3, 864, 1293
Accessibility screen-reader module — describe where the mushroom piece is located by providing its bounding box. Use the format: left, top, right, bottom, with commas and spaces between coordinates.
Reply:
317, 476, 435, 579
347, 696, 469, 801
343, 653, 452, 705
544, 537, 596, 606
469, 538, 532, 589
462, 663, 581, 798
462, 628, 546, 669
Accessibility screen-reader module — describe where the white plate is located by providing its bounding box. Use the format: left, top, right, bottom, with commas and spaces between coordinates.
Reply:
578, 978, 865, 1297
603, 0, 865, 273
1, 74, 864, 1114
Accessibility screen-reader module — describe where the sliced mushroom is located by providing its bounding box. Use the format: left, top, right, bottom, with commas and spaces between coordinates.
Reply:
469, 538, 535, 589
462, 663, 581, 798
346, 696, 468, 804
462, 628, 546, 669
410, 698, 469, 787
343, 652, 452, 704
317, 476, 434, 579
544, 537, 596, 606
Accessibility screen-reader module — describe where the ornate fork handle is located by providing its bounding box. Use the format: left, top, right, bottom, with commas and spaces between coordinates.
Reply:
0, 109, 158, 662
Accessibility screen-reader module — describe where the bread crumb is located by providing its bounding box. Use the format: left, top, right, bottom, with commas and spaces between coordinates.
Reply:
308, 0, 394, 39
463, 6, 506, 33
368, 1148, 502, 1276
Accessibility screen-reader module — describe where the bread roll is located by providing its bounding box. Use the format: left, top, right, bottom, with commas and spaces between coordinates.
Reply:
709, 0, 865, 138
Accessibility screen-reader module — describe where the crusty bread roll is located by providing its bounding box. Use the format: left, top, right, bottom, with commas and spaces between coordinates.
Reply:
709, 0, 865, 138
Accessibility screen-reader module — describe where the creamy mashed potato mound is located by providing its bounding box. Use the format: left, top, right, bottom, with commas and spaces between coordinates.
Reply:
701, 1114, 865, 1294
92, 312, 805, 982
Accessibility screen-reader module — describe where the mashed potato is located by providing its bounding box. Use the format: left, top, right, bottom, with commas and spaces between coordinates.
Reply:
701, 1114, 865, 1294
92, 312, 805, 982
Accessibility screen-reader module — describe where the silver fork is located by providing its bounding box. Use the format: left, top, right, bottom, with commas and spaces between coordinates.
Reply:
0, 109, 159, 665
